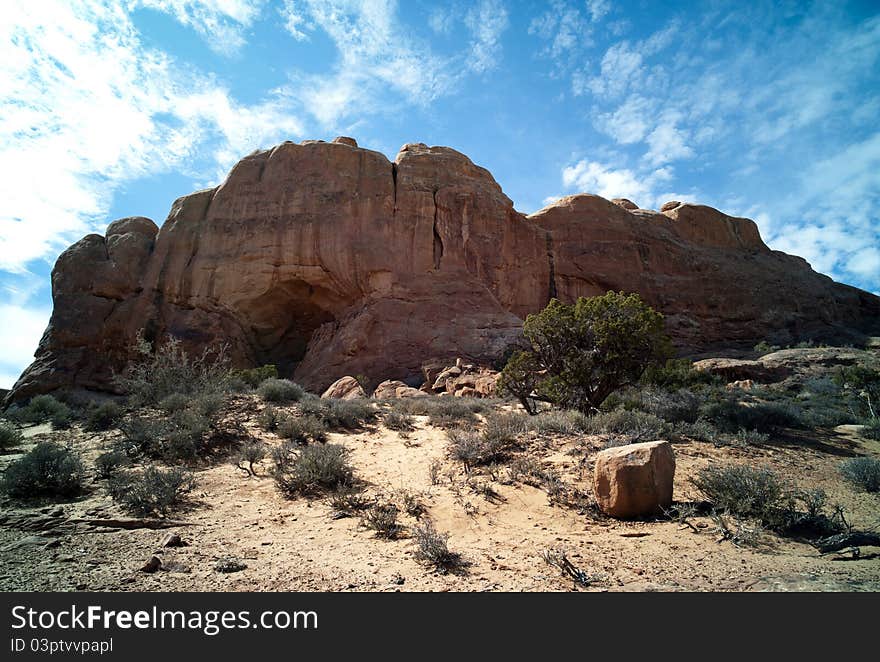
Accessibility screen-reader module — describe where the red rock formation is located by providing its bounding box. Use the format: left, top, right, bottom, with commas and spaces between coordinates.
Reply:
6, 138, 880, 402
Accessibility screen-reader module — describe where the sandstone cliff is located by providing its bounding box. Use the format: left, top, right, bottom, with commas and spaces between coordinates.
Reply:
7, 138, 879, 401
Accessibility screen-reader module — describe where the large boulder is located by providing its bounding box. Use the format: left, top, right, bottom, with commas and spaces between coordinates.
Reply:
593, 440, 675, 519
321, 376, 366, 400
692, 358, 789, 383
6, 138, 880, 404
372, 379, 426, 399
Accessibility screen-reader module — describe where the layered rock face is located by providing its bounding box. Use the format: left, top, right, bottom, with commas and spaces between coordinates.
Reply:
7, 138, 880, 402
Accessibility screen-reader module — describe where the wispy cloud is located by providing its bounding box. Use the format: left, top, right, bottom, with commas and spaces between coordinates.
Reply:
529, 0, 596, 61
0, 0, 304, 275
561, 160, 676, 208
278, 0, 509, 126
465, 0, 510, 74
135, 0, 266, 55
548, 2, 880, 290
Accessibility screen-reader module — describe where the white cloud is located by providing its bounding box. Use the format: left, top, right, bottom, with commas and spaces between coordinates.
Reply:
579, 41, 644, 97
761, 132, 880, 284
0, 1, 305, 274
586, 0, 611, 22
562, 160, 663, 206
595, 96, 651, 143
0, 303, 51, 389
428, 7, 455, 35
465, 0, 510, 74
529, 0, 594, 60
278, 0, 508, 127
644, 120, 693, 166
279, 0, 311, 40
847, 247, 880, 280
134, 0, 265, 55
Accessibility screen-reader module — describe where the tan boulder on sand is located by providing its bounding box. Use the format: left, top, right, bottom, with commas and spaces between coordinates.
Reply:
593, 441, 675, 519
372, 379, 427, 399
321, 376, 366, 400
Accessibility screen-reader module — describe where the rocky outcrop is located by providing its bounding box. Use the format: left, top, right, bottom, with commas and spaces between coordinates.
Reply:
418, 358, 500, 398
321, 376, 366, 400
593, 440, 675, 519
530, 194, 880, 352
696, 348, 880, 386
693, 358, 790, 383
6, 138, 880, 403
372, 380, 426, 399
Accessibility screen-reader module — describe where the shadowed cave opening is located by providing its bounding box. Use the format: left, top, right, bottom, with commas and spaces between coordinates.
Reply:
240, 279, 341, 378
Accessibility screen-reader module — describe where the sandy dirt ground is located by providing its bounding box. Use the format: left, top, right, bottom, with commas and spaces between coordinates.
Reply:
1, 402, 879, 593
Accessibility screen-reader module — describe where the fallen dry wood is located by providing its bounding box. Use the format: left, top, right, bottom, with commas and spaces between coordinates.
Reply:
67, 518, 194, 531
815, 532, 880, 554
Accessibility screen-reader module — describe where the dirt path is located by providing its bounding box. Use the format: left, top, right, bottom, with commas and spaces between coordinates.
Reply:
1, 412, 879, 592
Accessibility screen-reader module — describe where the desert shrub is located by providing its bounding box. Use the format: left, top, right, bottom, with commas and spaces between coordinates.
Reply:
94, 450, 128, 479
583, 409, 666, 443
108, 466, 195, 516
395, 396, 489, 417
114, 333, 231, 406
693, 465, 785, 521
861, 418, 880, 440
257, 406, 280, 432
383, 410, 415, 431
328, 487, 372, 516
190, 392, 224, 419
82, 401, 123, 432
397, 489, 427, 519
272, 443, 354, 496
753, 341, 781, 356
234, 441, 266, 476
627, 387, 701, 423
0, 421, 23, 450
6, 395, 73, 428
324, 399, 377, 429
639, 358, 719, 389
159, 393, 191, 414
277, 414, 328, 444
696, 464, 847, 537
50, 407, 74, 430
839, 457, 880, 493
2, 442, 85, 499
699, 398, 806, 433
258, 378, 305, 403
426, 400, 479, 428
361, 501, 402, 538
500, 292, 671, 414
231, 365, 278, 388
732, 428, 770, 445
447, 429, 512, 470
526, 409, 590, 435
298, 397, 376, 430
412, 522, 465, 573
482, 412, 528, 447
671, 418, 723, 444
116, 408, 212, 462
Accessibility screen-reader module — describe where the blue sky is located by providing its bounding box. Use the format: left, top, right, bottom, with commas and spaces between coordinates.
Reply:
1, 0, 879, 388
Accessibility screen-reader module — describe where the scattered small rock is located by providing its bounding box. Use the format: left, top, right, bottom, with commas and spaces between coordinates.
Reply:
140, 556, 162, 573
160, 533, 185, 548
214, 558, 247, 573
